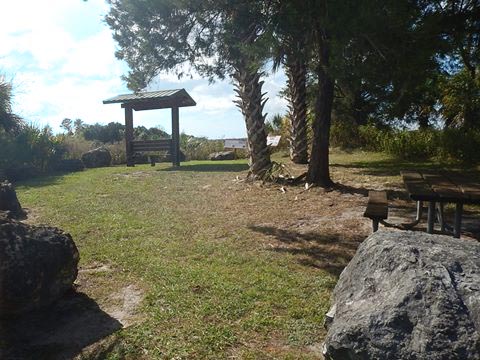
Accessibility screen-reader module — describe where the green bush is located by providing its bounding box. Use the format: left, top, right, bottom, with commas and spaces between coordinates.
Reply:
180, 134, 247, 160
0, 124, 65, 177
357, 124, 480, 164
330, 119, 362, 149
105, 141, 127, 165
438, 128, 480, 164
61, 135, 95, 159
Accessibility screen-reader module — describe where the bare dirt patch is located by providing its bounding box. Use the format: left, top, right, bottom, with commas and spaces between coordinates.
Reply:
1, 262, 144, 360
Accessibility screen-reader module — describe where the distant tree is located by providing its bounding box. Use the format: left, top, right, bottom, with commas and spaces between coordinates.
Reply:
134, 125, 169, 140
60, 118, 73, 135
73, 118, 85, 134
83, 122, 125, 144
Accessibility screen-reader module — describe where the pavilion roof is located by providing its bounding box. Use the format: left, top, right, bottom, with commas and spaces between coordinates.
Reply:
103, 89, 196, 111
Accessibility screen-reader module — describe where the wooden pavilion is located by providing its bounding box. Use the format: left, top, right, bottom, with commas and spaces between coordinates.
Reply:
103, 89, 196, 167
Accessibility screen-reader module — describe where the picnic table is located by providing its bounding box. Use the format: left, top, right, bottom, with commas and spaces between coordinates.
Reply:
401, 170, 480, 238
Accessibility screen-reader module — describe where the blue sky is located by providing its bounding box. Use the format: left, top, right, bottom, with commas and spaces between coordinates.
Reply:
0, 0, 288, 139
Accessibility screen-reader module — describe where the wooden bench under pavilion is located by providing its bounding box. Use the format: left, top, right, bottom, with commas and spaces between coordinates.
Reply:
103, 89, 196, 167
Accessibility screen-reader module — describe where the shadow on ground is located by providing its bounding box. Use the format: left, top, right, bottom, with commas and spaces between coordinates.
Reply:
14, 172, 69, 190
160, 163, 249, 172
250, 225, 365, 277
0, 290, 122, 360
332, 159, 480, 178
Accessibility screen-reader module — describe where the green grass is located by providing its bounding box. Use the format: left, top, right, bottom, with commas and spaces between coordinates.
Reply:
15, 153, 480, 358
17, 159, 335, 359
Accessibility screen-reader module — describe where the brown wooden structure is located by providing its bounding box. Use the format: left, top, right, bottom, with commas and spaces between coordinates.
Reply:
401, 170, 480, 238
103, 89, 196, 167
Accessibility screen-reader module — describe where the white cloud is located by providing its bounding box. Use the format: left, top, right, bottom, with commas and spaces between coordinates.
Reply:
60, 29, 123, 78
0, 0, 287, 138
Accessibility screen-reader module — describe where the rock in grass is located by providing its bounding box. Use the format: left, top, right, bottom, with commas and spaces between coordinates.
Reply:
81, 147, 112, 168
0, 181, 26, 219
323, 231, 480, 360
0, 216, 79, 317
209, 151, 235, 161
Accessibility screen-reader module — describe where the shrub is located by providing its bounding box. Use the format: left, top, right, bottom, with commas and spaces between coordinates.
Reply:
61, 136, 95, 159
0, 124, 65, 177
330, 118, 362, 149
438, 128, 480, 164
180, 134, 230, 161
105, 141, 127, 165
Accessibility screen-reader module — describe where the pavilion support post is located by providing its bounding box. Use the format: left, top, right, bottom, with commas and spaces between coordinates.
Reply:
171, 107, 180, 167
125, 105, 134, 167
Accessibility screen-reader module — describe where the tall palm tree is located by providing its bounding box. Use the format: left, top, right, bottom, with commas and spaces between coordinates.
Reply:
285, 49, 309, 164
231, 21, 272, 179
0, 76, 21, 133
271, 3, 309, 164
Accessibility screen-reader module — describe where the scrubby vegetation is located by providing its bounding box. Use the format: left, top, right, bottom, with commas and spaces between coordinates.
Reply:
330, 123, 480, 164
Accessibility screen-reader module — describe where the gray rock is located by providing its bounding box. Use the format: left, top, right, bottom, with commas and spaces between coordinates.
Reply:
0, 216, 79, 317
81, 147, 112, 168
209, 151, 235, 161
0, 181, 26, 219
160, 150, 186, 163
323, 231, 480, 360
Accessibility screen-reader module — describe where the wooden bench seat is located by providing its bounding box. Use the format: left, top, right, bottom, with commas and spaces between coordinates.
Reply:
364, 191, 388, 232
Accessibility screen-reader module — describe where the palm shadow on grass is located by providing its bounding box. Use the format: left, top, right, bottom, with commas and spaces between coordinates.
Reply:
1, 290, 122, 360
14, 172, 69, 189
249, 225, 365, 277
160, 163, 249, 172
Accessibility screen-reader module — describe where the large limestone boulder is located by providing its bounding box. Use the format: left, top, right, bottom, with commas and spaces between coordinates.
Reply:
209, 151, 235, 161
81, 147, 112, 168
0, 215, 79, 317
323, 231, 480, 360
0, 181, 26, 219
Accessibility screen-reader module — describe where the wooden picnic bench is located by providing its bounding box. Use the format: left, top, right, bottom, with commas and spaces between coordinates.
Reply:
364, 190, 388, 232
401, 170, 480, 238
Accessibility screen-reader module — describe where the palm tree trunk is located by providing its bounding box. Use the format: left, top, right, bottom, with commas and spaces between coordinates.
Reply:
308, 30, 334, 187
285, 55, 309, 164
233, 67, 272, 179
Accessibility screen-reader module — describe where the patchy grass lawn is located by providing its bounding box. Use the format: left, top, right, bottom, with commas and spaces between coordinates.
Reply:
14, 151, 480, 359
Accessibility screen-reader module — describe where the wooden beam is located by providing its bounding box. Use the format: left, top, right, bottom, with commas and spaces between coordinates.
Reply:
125, 106, 134, 167
171, 107, 180, 166
121, 99, 196, 111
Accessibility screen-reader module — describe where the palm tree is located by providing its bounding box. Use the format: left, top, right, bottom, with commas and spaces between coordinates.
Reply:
271, 3, 309, 164
0, 76, 21, 133
285, 50, 309, 164
106, 0, 273, 179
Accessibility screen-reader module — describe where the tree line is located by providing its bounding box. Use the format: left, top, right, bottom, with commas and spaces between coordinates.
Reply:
106, 0, 479, 186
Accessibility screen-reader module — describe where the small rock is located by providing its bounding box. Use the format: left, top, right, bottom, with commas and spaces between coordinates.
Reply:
0, 181, 26, 219
209, 151, 235, 161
